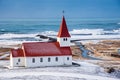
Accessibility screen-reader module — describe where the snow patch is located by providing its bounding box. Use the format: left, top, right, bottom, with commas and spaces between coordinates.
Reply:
0, 60, 119, 80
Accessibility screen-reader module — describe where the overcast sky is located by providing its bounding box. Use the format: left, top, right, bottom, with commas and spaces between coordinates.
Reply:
0, 0, 120, 19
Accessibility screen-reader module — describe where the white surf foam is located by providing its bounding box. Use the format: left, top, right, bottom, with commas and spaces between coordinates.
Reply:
113, 28, 120, 33
0, 33, 37, 39
0, 28, 120, 46
71, 35, 120, 40
0, 28, 119, 39
40, 31, 57, 36
39, 29, 120, 36
71, 29, 120, 35
70, 29, 105, 35
0, 40, 41, 47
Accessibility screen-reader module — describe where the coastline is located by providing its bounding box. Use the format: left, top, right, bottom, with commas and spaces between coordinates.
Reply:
0, 39, 120, 79
0, 39, 120, 60
0, 39, 120, 65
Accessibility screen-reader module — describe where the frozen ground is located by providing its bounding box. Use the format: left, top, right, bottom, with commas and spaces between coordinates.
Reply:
0, 60, 119, 80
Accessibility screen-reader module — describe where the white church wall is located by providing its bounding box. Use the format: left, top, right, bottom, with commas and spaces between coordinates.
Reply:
63, 56, 72, 65
11, 57, 25, 67
57, 37, 71, 47
25, 56, 69, 67
10, 54, 13, 67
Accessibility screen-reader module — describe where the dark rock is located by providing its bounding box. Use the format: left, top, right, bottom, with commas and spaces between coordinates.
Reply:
105, 67, 115, 73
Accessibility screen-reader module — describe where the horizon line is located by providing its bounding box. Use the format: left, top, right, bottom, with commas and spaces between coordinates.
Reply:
0, 17, 120, 21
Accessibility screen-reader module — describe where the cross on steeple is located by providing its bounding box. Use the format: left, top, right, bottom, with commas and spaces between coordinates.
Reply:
62, 10, 65, 15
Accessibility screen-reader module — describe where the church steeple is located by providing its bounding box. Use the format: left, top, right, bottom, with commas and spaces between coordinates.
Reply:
57, 16, 71, 37
57, 16, 71, 47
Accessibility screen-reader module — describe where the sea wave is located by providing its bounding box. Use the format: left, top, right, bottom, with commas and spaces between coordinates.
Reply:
113, 28, 120, 33
70, 28, 120, 35
39, 28, 120, 36
0, 28, 120, 39
118, 22, 120, 25
0, 33, 37, 39
40, 31, 57, 36
0, 40, 41, 46
0, 28, 119, 45
70, 29, 104, 35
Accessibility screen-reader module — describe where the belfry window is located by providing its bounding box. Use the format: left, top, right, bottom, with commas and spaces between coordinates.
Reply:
63, 38, 66, 41
66, 38, 67, 41
63, 38, 67, 41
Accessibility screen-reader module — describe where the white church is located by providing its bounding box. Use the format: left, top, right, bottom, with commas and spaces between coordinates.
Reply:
10, 16, 72, 67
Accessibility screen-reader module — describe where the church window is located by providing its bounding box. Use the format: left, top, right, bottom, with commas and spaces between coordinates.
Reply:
18, 58, 20, 62
16, 63, 18, 65
55, 57, 58, 61
63, 38, 67, 41
66, 38, 67, 41
32, 58, 35, 63
48, 57, 51, 62
40, 58, 43, 62
67, 57, 69, 60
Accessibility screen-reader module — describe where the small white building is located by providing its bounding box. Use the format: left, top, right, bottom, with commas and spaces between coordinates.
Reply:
10, 16, 72, 67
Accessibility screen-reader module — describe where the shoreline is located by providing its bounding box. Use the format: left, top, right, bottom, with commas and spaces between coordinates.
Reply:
0, 40, 120, 77
0, 39, 120, 72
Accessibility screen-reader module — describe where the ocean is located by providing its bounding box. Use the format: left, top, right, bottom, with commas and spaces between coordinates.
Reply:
0, 18, 120, 45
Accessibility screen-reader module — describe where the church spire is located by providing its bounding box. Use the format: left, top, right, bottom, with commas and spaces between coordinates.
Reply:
57, 16, 70, 37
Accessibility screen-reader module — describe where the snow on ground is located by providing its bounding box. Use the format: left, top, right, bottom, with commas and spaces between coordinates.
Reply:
0, 60, 119, 80
0, 53, 9, 59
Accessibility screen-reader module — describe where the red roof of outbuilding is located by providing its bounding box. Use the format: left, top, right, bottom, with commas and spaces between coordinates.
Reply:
22, 42, 71, 57
57, 16, 71, 37
11, 48, 24, 57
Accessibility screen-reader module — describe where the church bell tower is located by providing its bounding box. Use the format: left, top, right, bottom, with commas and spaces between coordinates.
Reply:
57, 16, 71, 47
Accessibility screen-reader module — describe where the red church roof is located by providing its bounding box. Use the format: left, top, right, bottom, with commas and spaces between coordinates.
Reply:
60, 47, 72, 55
57, 16, 71, 37
22, 42, 72, 57
11, 48, 24, 57
11, 42, 72, 57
